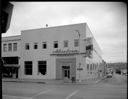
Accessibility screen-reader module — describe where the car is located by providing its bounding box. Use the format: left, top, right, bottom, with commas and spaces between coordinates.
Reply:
107, 73, 112, 78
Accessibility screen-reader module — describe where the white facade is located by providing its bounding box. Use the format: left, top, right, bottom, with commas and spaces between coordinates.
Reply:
2, 23, 105, 81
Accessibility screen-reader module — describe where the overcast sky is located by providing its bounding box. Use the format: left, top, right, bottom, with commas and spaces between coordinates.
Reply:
2, 2, 127, 63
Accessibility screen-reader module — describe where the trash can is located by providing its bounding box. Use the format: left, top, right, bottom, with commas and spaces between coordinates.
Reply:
71, 77, 76, 83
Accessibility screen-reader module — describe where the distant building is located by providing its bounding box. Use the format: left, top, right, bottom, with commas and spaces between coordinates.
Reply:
2, 23, 105, 81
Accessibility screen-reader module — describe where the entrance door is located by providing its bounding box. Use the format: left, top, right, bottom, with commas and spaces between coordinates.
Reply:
62, 66, 70, 79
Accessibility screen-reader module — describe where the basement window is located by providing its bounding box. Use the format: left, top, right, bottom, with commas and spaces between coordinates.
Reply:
38, 61, 47, 75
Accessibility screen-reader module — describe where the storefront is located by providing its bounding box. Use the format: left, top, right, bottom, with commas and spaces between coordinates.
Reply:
2, 56, 20, 78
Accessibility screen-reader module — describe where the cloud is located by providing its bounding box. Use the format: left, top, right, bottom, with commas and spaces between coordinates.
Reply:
2, 2, 127, 63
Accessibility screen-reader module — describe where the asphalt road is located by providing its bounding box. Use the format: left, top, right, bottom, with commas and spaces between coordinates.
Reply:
2, 74, 127, 99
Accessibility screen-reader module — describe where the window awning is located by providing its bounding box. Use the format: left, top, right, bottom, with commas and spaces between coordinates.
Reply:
3, 64, 20, 68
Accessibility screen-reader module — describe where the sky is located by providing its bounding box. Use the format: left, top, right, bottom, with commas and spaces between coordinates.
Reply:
2, 2, 127, 63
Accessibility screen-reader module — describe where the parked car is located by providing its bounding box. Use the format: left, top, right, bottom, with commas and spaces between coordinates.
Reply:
107, 73, 112, 78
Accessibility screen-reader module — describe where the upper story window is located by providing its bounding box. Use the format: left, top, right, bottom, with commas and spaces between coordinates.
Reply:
87, 64, 89, 71
25, 43, 30, 50
8, 43, 12, 51
54, 41, 58, 48
13, 43, 17, 51
90, 64, 92, 71
74, 39, 79, 47
34, 43, 38, 49
42, 42, 47, 49
64, 40, 68, 47
3, 43, 7, 52
86, 45, 93, 50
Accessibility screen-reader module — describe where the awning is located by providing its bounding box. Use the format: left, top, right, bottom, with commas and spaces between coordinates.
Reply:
3, 64, 20, 68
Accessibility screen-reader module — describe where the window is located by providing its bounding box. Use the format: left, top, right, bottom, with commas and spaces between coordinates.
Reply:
24, 61, 32, 75
13, 43, 17, 51
8, 43, 12, 51
86, 45, 93, 50
3, 43, 7, 52
90, 64, 92, 71
34, 43, 38, 49
93, 64, 94, 70
87, 64, 89, 70
42, 42, 47, 49
64, 40, 68, 47
54, 41, 58, 48
38, 61, 47, 75
25, 43, 30, 50
74, 39, 79, 47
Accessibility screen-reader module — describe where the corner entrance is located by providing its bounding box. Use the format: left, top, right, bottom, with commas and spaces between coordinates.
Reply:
62, 66, 70, 79
56, 58, 76, 80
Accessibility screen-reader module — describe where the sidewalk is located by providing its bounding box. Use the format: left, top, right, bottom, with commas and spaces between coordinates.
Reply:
2, 78, 102, 85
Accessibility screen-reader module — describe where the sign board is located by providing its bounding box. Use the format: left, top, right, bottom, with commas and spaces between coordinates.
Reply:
77, 68, 83, 71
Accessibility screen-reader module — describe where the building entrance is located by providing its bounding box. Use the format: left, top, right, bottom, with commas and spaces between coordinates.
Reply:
56, 58, 76, 80
62, 66, 70, 79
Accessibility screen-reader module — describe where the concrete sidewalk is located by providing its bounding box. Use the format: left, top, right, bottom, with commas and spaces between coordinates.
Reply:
2, 78, 102, 85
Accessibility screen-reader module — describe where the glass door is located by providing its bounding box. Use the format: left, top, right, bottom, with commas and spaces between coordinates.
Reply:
62, 66, 70, 79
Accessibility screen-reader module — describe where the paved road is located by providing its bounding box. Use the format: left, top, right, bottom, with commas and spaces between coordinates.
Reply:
2, 74, 127, 99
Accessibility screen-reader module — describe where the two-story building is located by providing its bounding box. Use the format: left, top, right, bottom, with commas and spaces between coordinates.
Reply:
2, 23, 106, 81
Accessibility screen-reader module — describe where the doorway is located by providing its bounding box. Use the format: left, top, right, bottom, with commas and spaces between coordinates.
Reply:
62, 66, 70, 79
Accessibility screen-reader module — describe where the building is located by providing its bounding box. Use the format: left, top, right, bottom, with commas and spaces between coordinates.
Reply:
1, 35, 21, 78
2, 23, 106, 81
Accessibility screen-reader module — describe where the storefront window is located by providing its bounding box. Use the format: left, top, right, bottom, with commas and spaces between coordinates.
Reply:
38, 61, 47, 75
24, 61, 32, 75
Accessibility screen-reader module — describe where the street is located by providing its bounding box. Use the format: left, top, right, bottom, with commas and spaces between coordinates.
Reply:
2, 74, 127, 99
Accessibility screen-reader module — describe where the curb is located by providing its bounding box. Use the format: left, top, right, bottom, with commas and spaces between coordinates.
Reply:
2, 78, 104, 85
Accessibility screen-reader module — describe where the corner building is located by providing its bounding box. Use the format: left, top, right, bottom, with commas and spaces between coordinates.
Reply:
2, 23, 105, 81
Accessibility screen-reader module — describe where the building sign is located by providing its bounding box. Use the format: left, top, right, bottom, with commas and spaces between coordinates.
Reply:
51, 49, 79, 56
77, 68, 83, 71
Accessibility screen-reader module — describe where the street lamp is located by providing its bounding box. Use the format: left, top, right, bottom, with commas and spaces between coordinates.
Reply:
75, 30, 82, 82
